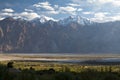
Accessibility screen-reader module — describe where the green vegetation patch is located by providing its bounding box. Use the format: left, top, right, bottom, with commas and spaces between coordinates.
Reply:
0, 61, 120, 80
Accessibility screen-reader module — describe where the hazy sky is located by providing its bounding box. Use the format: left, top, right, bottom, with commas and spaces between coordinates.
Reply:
0, 0, 120, 22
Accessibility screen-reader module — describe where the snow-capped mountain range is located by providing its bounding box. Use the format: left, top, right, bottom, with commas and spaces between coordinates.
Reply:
59, 16, 93, 25
33, 15, 93, 25
5, 15, 93, 25
1, 15, 120, 53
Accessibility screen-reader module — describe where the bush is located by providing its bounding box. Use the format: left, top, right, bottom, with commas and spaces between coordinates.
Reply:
104, 74, 120, 80
55, 72, 74, 80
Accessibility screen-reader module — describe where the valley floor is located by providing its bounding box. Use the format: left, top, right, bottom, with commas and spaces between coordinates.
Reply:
1, 53, 120, 65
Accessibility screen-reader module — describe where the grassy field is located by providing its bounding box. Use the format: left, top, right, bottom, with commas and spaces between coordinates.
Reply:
1, 60, 120, 80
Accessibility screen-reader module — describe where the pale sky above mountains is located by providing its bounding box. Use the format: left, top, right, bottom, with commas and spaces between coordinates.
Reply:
0, 0, 120, 22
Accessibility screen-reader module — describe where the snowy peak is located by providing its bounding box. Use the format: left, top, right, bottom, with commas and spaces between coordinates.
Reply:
32, 16, 57, 23
59, 16, 93, 25
39, 16, 48, 23
31, 16, 48, 23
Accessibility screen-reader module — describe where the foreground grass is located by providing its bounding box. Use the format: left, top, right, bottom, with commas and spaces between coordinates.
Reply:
0, 61, 120, 80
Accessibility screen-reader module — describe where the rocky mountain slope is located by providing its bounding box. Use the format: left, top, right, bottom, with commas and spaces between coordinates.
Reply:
0, 16, 120, 53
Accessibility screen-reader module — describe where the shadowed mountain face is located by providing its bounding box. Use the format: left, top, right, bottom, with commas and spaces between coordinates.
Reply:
0, 17, 120, 53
